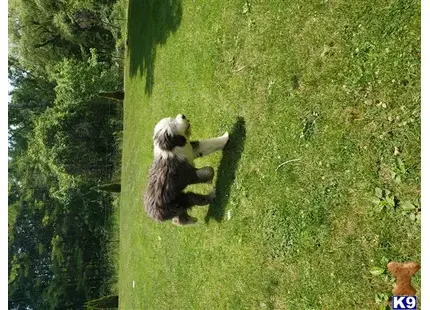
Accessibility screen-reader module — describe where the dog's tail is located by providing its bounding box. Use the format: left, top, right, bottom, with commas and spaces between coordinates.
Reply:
143, 190, 165, 222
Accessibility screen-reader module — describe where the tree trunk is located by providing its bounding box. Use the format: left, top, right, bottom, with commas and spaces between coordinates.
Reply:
98, 91, 124, 101
92, 183, 121, 193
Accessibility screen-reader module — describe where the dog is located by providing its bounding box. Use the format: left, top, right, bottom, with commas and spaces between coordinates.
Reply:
144, 114, 229, 225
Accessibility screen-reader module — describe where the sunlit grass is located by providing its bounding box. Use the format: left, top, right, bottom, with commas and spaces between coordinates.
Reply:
120, 0, 420, 308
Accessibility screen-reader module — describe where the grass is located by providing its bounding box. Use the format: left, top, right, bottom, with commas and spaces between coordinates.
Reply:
120, 0, 421, 308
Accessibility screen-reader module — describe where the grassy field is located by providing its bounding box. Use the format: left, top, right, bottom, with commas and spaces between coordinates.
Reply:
120, 0, 421, 309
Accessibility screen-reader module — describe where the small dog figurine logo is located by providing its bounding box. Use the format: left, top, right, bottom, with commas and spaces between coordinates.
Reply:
387, 261, 420, 310
387, 261, 420, 296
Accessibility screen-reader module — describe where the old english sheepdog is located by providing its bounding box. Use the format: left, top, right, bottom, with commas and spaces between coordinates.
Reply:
144, 114, 229, 225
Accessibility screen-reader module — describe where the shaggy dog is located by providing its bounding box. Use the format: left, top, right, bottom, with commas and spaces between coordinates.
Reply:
144, 114, 229, 225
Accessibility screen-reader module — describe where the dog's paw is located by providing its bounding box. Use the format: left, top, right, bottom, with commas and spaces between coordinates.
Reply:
185, 216, 198, 225
172, 216, 198, 226
172, 217, 181, 226
208, 190, 216, 202
222, 132, 229, 148
182, 216, 197, 226
201, 166, 214, 184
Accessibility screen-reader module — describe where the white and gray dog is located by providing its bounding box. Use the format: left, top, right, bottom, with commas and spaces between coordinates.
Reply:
144, 114, 229, 225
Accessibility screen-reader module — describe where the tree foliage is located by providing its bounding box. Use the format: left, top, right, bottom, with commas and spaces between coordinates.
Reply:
8, 0, 124, 308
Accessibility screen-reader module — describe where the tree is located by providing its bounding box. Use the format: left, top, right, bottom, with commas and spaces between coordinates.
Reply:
25, 51, 122, 184
8, 0, 118, 74
8, 0, 123, 307
8, 56, 56, 153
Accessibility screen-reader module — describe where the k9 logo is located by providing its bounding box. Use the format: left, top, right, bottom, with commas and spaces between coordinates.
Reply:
392, 296, 417, 310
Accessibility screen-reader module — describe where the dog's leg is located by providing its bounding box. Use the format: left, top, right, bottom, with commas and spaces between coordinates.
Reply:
184, 191, 216, 205
194, 166, 214, 184
174, 191, 215, 209
172, 211, 197, 226
171, 191, 215, 226
191, 132, 229, 158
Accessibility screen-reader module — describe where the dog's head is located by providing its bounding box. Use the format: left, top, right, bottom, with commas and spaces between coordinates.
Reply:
153, 114, 191, 153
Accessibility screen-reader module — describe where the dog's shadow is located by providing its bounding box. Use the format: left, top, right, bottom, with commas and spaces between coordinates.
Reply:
205, 117, 246, 223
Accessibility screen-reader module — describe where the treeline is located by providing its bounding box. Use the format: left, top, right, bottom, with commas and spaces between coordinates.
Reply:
8, 0, 125, 308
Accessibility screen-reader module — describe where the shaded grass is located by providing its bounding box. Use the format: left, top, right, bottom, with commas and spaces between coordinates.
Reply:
120, 0, 420, 309
127, 0, 182, 94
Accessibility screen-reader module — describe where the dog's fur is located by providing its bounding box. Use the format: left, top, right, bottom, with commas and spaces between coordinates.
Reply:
144, 114, 229, 225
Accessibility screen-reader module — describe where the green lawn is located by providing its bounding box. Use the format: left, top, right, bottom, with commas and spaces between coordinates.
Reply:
120, 0, 421, 309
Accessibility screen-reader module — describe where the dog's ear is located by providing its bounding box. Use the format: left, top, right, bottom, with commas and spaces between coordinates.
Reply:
156, 132, 186, 151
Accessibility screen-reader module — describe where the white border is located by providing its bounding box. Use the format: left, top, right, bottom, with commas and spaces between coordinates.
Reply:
422, 0, 428, 307
3, 0, 9, 307
2, 0, 426, 308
